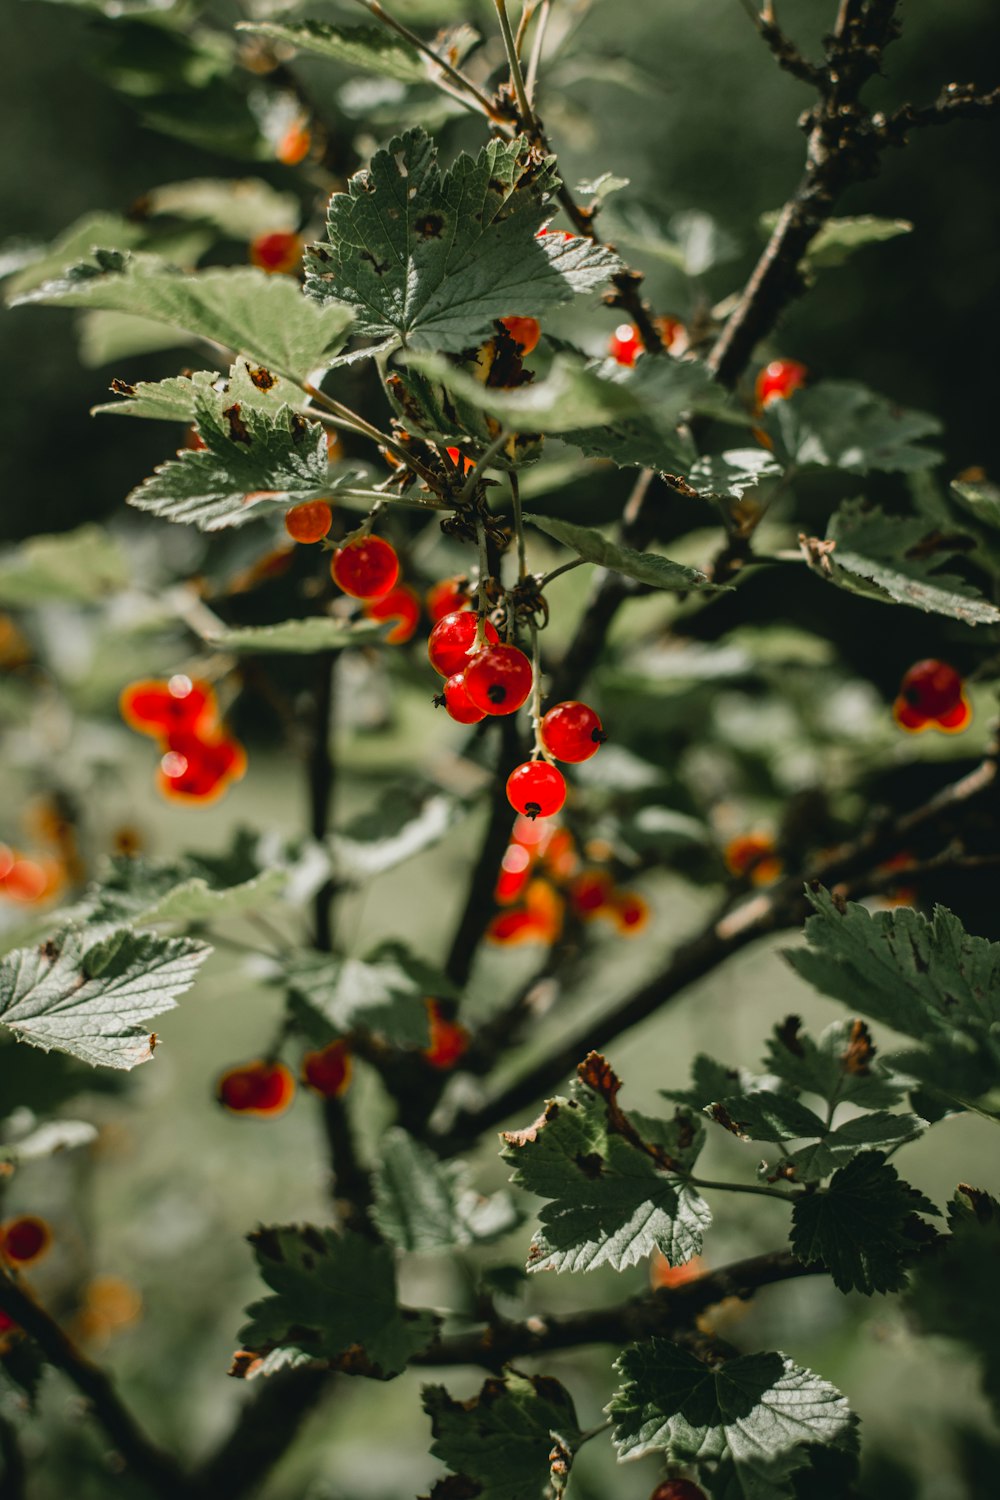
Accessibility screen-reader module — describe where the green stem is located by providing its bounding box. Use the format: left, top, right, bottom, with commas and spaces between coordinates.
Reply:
350, 0, 503, 121
686, 1175, 798, 1203
458, 429, 510, 506
525, 0, 551, 103
538, 557, 586, 589
494, 0, 537, 129
475, 516, 492, 648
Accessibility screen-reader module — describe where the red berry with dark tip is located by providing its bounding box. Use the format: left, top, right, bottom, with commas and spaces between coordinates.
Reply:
649, 1482, 708, 1500
540, 700, 606, 762
755, 358, 807, 408
284, 500, 332, 544
331, 535, 399, 599
898, 659, 963, 719
428, 611, 499, 677
464, 644, 533, 716
438, 672, 486, 724
507, 761, 566, 819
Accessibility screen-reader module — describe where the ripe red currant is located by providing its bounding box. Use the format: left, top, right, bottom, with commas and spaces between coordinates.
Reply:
1, 1215, 52, 1267
427, 611, 499, 677
364, 584, 421, 644
301, 1040, 352, 1098
499, 316, 541, 355
249, 230, 302, 275
284, 500, 332, 544
569, 869, 614, 916
540, 700, 606, 762
331, 535, 399, 599
897, 659, 962, 718
427, 577, 471, 622
436, 672, 486, 724
464, 644, 533, 716
157, 733, 246, 804
216, 1060, 296, 1117
755, 358, 807, 408
649, 1481, 708, 1500
609, 322, 643, 366
120, 676, 216, 739
507, 761, 566, 820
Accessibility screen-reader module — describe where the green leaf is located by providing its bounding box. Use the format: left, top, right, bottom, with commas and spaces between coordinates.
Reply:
330, 785, 469, 882
528, 515, 721, 594
139, 177, 300, 240
12, 257, 354, 383
502, 1054, 709, 1273
194, 616, 386, 654
126, 375, 329, 531
783, 1112, 923, 1184
760, 212, 912, 271
240, 1225, 437, 1378
687, 448, 781, 499
763, 1017, 906, 1111
763, 381, 941, 474
706, 1090, 827, 1145
785, 888, 1000, 1104
608, 1339, 856, 1495
238, 20, 428, 84
0, 924, 210, 1070
564, 354, 718, 471
950, 477, 1000, 531
0, 524, 129, 606
373, 1128, 521, 1252
424, 1370, 582, 1500
306, 128, 619, 352
820, 498, 1000, 624
906, 1186, 1000, 1417
662, 1053, 747, 1110
402, 351, 643, 434
790, 1151, 939, 1294
92, 369, 220, 423
1, 212, 144, 298
90, 852, 287, 929
284, 941, 456, 1047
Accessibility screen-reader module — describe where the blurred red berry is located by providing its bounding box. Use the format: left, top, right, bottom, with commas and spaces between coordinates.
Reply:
365, 584, 421, 644
249, 230, 302, 275
755, 358, 807, 408
301, 1041, 352, 1098
217, 1060, 296, 1117
331, 536, 399, 599
284, 500, 333, 544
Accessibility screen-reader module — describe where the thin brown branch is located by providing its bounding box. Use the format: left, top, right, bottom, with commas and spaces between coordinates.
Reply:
0, 1270, 197, 1500
878, 83, 1000, 143
438, 756, 998, 1150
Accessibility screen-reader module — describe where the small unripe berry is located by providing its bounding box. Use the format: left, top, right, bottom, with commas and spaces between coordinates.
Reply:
428, 611, 498, 677
540, 701, 606, 762
507, 761, 566, 820
284, 500, 332, 544
499, 316, 541, 355
437, 672, 486, 724
331, 535, 399, 599
364, 584, 421, 644
464, 644, 533, 716
276, 122, 311, 166
423, 1001, 469, 1070
755, 358, 807, 408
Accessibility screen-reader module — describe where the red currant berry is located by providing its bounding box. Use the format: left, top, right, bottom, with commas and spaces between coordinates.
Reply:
569, 869, 614, 916
540, 700, 606, 762
649, 1482, 708, 1500
755, 358, 807, 408
120, 676, 216, 739
437, 672, 486, 724
331, 535, 399, 599
1, 1215, 52, 1266
217, 1060, 296, 1116
507, 761, 566, 820
364, 584, 421, 644
249, 230, 302, 275
275, 122, 311, 167
464, 644, 533, 716
423, 1001, 469, 1070
897, 659, 963, 719
427, 611, 499, 677
609, 322, 643, 366
157, 733, 246, 804
427, 577, 471, 621
301, 1040, 351, 1098
499, 316, 541, 355
284, 500, 332, 544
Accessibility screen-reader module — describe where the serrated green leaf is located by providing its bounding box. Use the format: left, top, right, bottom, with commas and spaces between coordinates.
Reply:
0, 924, 210, 1070
784, 1111, 923, 1184
284, 941, 455, 1046
373, 1128, 521, 1252
92, 369, 220, 423
906, 1186, 1000, 1417
238, 20, 428, 84
608, 1339, 856, 1496
564, 354, 718, 471
528, 514, 720, 594
820, 498, 1000, 623
687, 448, 782, 499
424, 1370, 582, 1500
502, 1056, 709, 1273
764, 381, 941, 474
0, 524, 129, 606
91, 853, 287, 928
196, 617, 387, 654
240, 1225, 437, 1378
1, 212, 145, 298
330, 786, 469, 882
140, 177, 300, 239
763, 1017, 906, 1110
662, 1053, 748, 1110
127, 379, 329, 531
785, 888, 1000, 1105
707, 1090, 827, 1144
306, 128, 619, 352
12, 257, 353, 383
790, 1151, 939, 1294
402, 351, 643, 434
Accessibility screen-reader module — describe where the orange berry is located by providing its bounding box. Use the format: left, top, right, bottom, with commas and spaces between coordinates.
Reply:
499, 317, 541, 355
723, 833, 783, 886
650, 1250, 705, 1290
611, 891, 650, 935
284, 500, 333, 544
276, 122, 311, 166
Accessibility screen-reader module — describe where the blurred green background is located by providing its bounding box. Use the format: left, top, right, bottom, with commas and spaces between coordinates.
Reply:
3, 2, 1000, 1497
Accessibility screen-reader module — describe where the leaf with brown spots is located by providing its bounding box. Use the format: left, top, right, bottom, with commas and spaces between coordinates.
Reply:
423, 1370, 582, 1500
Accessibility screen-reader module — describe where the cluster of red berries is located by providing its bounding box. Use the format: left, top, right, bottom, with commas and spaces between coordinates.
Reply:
893, 658, 971, 734
283, 510, 424, 646
120, 675, 246, 804
489, 816, 648, 945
